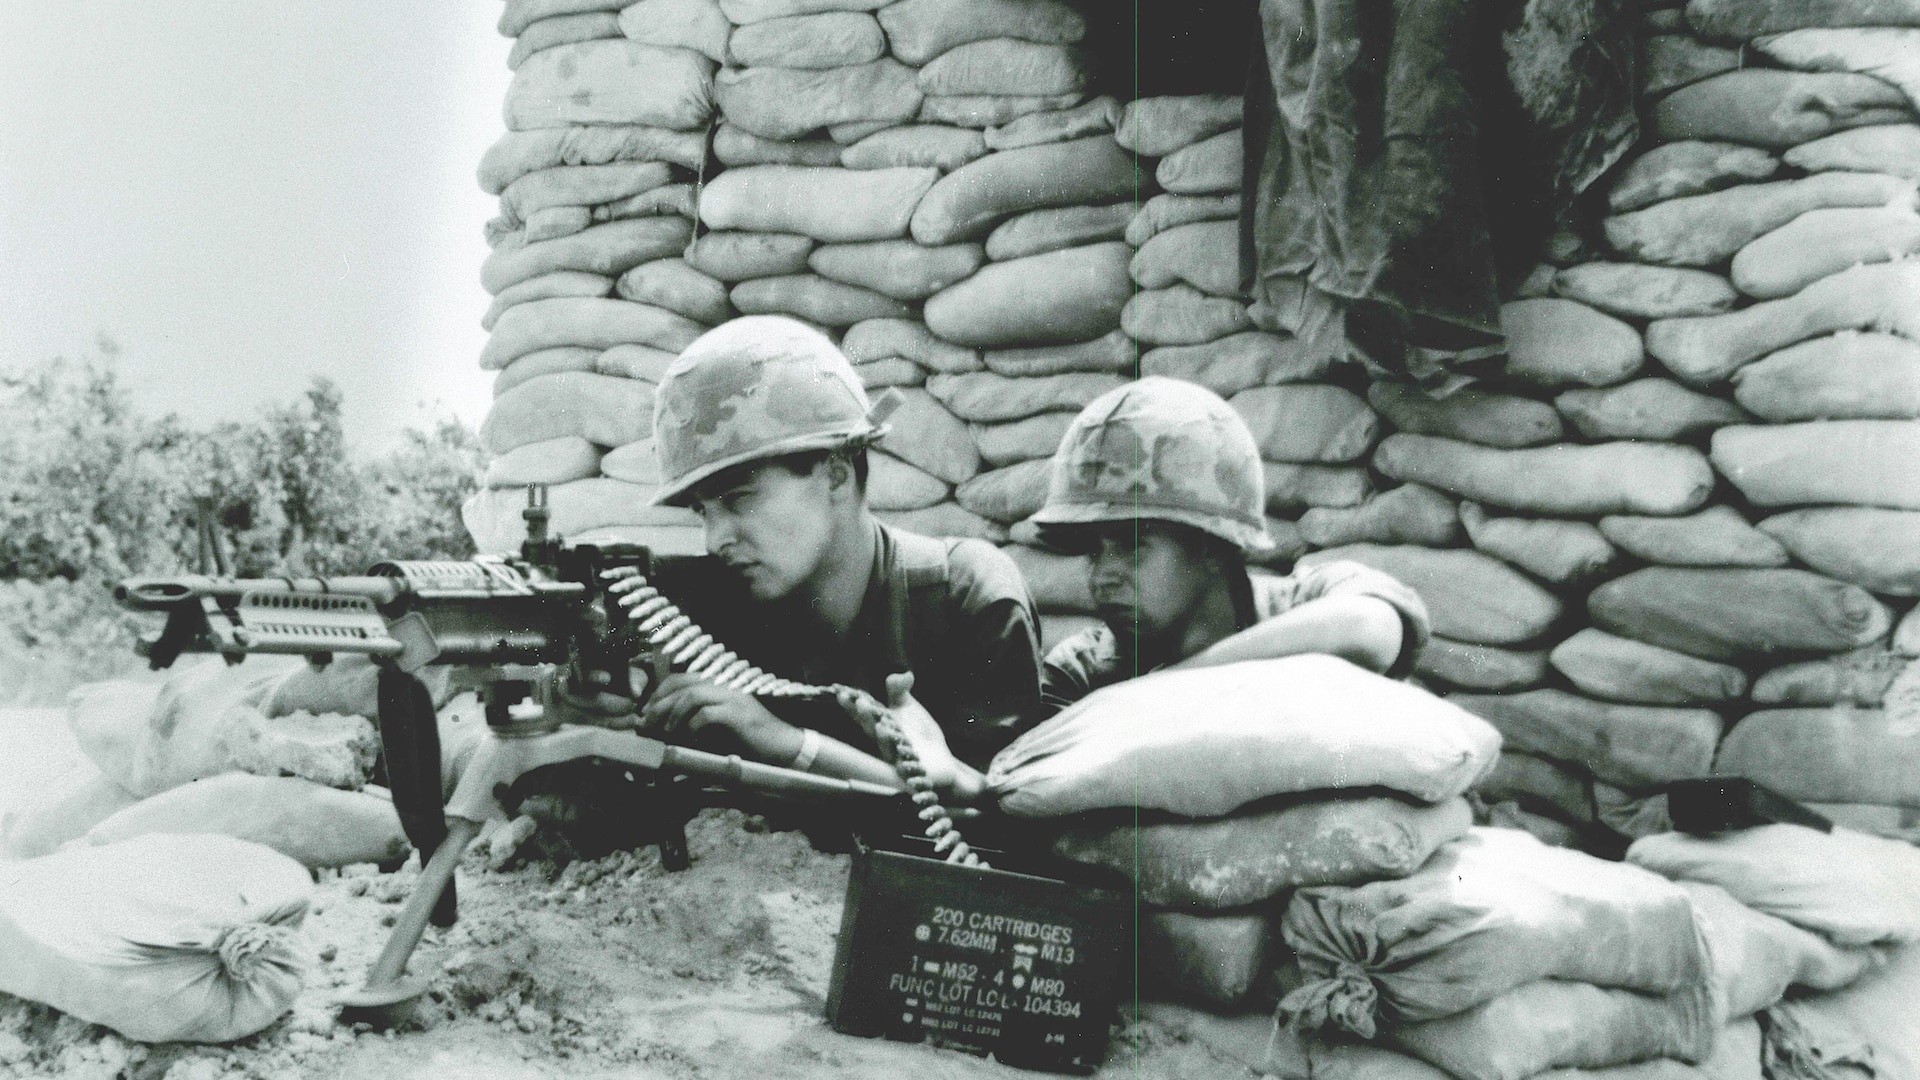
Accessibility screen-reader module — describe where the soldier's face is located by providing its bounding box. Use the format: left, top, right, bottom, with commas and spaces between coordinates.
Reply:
1086, 524, 1216, 638
688, 461, 834, 602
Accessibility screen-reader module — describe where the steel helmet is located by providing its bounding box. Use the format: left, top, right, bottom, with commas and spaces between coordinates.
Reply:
1030, 376, 1272, 553
651, 316, 886, 506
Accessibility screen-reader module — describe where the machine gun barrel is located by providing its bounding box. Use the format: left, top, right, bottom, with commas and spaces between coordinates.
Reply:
115, 574, 408, 611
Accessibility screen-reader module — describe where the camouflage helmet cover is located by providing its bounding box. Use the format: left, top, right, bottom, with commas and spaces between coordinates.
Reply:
1031, 376, 1272, 552
651, 316, 884, 506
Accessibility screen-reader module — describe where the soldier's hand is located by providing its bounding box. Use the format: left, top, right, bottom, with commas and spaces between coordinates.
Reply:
641, 674, 794, 759
876, 673, 987, 804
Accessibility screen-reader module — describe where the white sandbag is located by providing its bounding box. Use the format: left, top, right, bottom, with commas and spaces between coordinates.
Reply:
684, 231, 815, 282
487, 435, 604, 490
809, 239, 985, 301
1759, 507, 1920, 595
714, 60, 921, 141
481, 217, 693, 297
1116, 95, 1242, 156
483, 270, 613, 331
499, 160, 673, 228
1299, 485, 1461, 548
1375, 434, 1713, 517
221, 707, 378, 790
1555, 379, 1745, 441
1649, 257, 1920, 382
617, 0, 729, 62
462, 477, 696, 553
731, 274, 910, 326
1231, 385, 1378, 464
1756, 28, 1920, 111
1684, 881, 1878, 1024
1784, 123, 1920, 180
840, 124, 987, 171
985, 203, 1132, 262
0, 760, 140, 860
1732, 332, 1920, 421
480, 371, 654, 453
911, 136, 1139, 246
923, 242, 1132, 347
1280, 827, 1707, 1036
1127, 192, 1241, 247
524, 204, 590, 243
954, 459, 1052, 523
984, 95, 1118, 150
728, 11, 884, 68
1550, 628, 1747, 704
505, 41, 714, 131
1123, 285, 1255, 346
1138, 910, 1272, 1008
598, 438, 661, 485
1714, 708, 1920, 811
983, 331, 1133, 377
1608, 141, 1779, 214
479, 125, 708, 194
1712, 420, 1920, 510
923, 96, 1081, 135
616, 257, 729, 324
1131, 219, 1242, 297
876, 388, 981, 483
1265, 463, 1372, 511
1630, 824, 1920, 947
1603, 172, 1914, 268
481, 297, 703, 371
699, 165, 939, 243
1142, 332, 1330, 397
501, 0, 625, 37
1157, 129, 1242, 195
0, 834, 310, 1043
596, 342, 677, 382
595, 182, 697, 221
842, 318, 982, 373
1415, 639, 1551, 692
66, 659, 302, 799
1651, 69, 1912, 150
876, 0, 1086, 66
987, 654, 1502, 817
867, 451, 950, 511
918, 39, 1086, 97
719, 0, 888, 21
713, 124, 843, 168
1598, 506, 1789, 569
1300, 544, 1560, 645
509, 12, 623, 71
85, 773, 408, 870
1554, 264, 1739, 321
1368, 383, 1563, 449
872, 502, 1007, 542
1450, 689, 1723, 789
1391, 979, 1717, 1080
1590, 566, 1892, 661
1733, 205, 1920, 300
1458, 502, 1615, 583
1643, 35, 1741, 96
1754, 649, 1910, 707
927, 371, 1124, 423
1501, 299, 1644, 388
972, 411, 1075, 466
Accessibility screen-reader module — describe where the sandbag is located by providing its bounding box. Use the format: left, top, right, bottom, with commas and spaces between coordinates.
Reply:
1687, 0, 1920, 37
1001, 544, 1091, 613
1265, 463, 1373, 511
1593, 566, 1893, 661
1158, 129, 1242, 194
1712, 420, 1920, 510
867, 451, 951, 511
1898, 605, 1920, 655
1142, 332, 1330, 397
594, 182, 696, 221
596, 342, 678, 382
972, 411, 1075, 466
0, 760, 140, 860
1456, 503, 1614, 584
490, 345, 603, 395
843, 317, 981, 373
66, 659, 301, 799
1715, 709, 1920, 810
1760, 507, 1920, 595
501, 0, 625, 37
482, 271, 614, 332
731, 274, 910, 326
1554, 264, 1738, 321
1116, 94, 1242, 156
729, 11, 884, 68
875, 0, 1086, 66
1501, 299, 1644, 388
481, 216, 692, 296
1488, 801, 1583, 847
719, 0, 889, 20
1280, 827, 1707, 1036
1608, 141, 1779, 214
829, 119, 898, 143
1555, 379, 1746, 440
509, 12, 623, 71
1756, 27, 1920, 110
1476, 751, 1595, 825
712, 124, 843, 167
876, 388, 980, 483
1367, 383, 1563, 449
1299, 485, 1460, 547
809, 239, 984, 301
1123, 284, 1255, 346
927, 371, 1123, 424
984, 95, 1118, 150
521, 205, 591, 242
1415, 639, 1551, 692
1734, 205, 1920, 300
1231, 385, 1378, 464
599, 438, 661, 485
954, 459, 1051, 523
1131, 219, 1242, 298
480, 371, 654, 453
699, 165, 938, 243
1550, 628, 1748, 704
988, 654, 1502, 817
259, 654, 455, 722
616, 257, 729, 324
1603, 172, 1914, 268
1127, 192, 1241, 247
499, 161, 673, 228
1784, 122, 1920, 180
918, 92, 1085, 128
1139, 911, 1271, 1008
1682, 882, 1871, 1025
1732, 332, 1920, 421
1597, 506, 1789, 568
873, 502, 1008, 542
484, 436, 604, 489
923, 242, 1131, 347
918, 39, 1085, 97
985, 203, 1132, 262
1373, 434, 1715, 517
463, 477, 696, 553
1053, 795, 1473, 910
1651, 70, 1911, 150
1753, 649, 1909, 706
1390, 978, 1718, 1080
479, 125, 708, 193
1643, 35, 1741, 96
505, 41, 715, 131
714, 60, 922, 141
840, 123, 987, 171
0, 834, 309, 1043
683, 231, 814, 282
1766, 943, 1920, 1080
85, 773, 408, 870
910, 136, 1139, 245
1299, 544, 1561, 645
983, 330, 1133, 377
616, 0, 729, 62
1449, 690, 1724, 789
1632, 824, 1920, 946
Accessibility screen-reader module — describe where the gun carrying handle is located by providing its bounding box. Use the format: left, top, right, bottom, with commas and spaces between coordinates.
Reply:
376, 666, 456, 927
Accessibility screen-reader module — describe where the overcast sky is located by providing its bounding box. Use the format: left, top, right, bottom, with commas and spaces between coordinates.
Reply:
0, 1, 511, 451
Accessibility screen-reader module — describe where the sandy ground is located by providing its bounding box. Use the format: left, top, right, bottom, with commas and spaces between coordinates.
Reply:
0, 705, 1287, 1080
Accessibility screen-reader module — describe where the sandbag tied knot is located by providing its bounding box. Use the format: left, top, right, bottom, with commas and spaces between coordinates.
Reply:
214, 922, 298, 981
1277, 961, 1381, 1039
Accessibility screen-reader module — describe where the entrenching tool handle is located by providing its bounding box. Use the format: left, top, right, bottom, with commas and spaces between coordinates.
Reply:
376, 666, 455, 927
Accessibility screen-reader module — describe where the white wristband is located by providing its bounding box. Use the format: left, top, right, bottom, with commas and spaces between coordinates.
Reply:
790, 728, 822, 773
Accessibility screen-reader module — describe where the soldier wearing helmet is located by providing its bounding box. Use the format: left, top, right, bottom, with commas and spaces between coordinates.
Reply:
607, 316, 1043, 795
1031, 376, 1431, 712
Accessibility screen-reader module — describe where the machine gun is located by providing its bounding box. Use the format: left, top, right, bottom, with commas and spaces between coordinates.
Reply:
116, 487, 911, 1016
